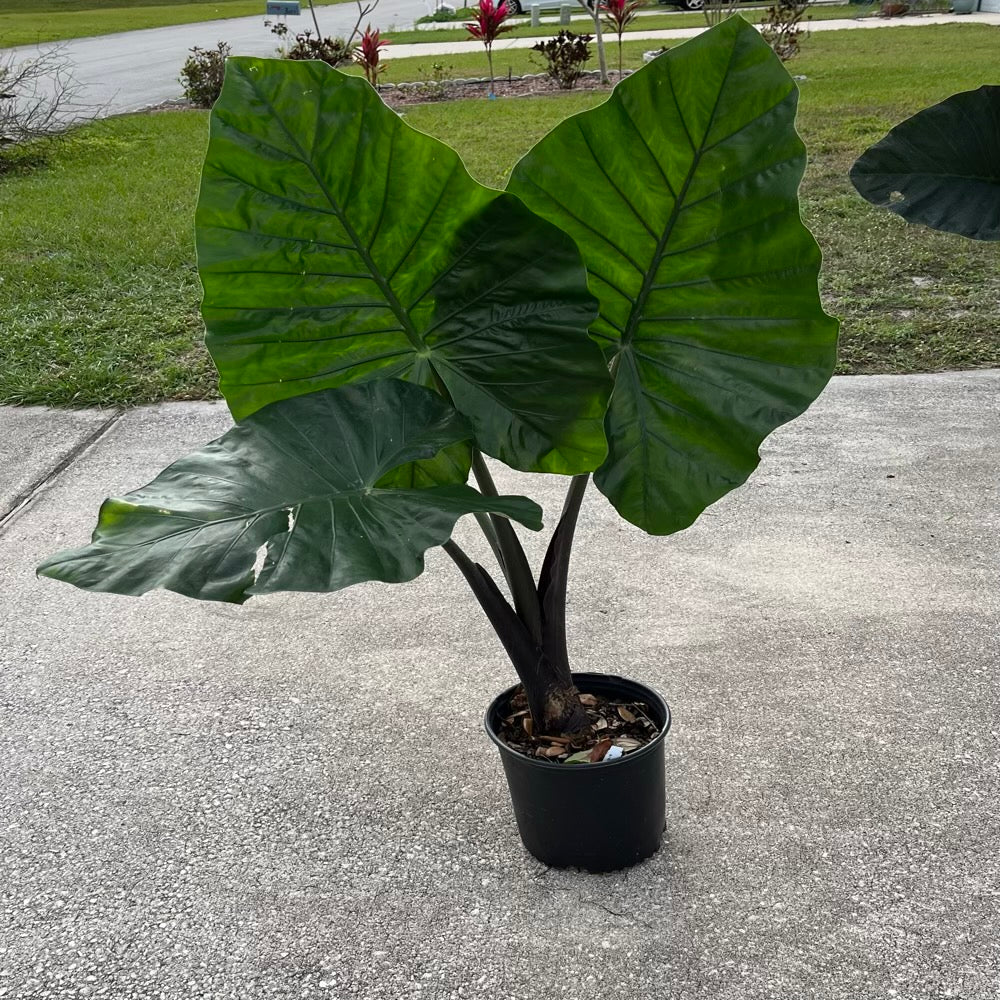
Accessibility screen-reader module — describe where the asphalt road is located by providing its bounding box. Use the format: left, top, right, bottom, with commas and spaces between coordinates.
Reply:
6, 9, 1000, 120
3, 0, 428, 116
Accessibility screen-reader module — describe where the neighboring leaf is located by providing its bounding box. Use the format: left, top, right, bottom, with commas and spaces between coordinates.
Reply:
197, 57, 611, 475
507, 18, 838, 535
37, 381, 542, 604
564, 750, 592, 764
850, 86, 1000, 241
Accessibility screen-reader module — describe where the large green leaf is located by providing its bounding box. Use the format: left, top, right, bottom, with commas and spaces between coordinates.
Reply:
850, 85, 1000, 242
507, 18, 838, 535
196, 57, 611, 476
37, 381, 542, 604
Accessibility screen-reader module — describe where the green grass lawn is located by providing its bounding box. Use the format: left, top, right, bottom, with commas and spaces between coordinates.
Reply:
0, 0, 352, 47
1, 24, 997, 407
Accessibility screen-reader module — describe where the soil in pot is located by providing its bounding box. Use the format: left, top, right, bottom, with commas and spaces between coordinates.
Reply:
496, 687, 659, 763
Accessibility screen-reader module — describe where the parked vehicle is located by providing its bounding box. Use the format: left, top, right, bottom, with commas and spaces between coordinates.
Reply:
504, 0, 594, 13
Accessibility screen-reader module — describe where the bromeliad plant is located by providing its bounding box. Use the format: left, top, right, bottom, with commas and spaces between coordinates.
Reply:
39, 19, 838, 740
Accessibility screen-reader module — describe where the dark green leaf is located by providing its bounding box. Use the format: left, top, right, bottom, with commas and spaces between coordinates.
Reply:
197, 57, 611, 475
850, 85, 1000, 241
37, 381, 542, 604
507, 18, 838, 534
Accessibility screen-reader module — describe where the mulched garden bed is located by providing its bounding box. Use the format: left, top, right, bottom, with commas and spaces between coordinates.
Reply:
144, 68, 644, 116
376, 69, 629, 106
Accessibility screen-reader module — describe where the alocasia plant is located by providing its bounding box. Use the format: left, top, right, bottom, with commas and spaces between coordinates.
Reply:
39, 18, 838, 739
850, 86, 1000, 241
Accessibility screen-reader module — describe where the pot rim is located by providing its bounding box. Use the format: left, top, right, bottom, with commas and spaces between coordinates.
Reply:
483, 671, 671, 772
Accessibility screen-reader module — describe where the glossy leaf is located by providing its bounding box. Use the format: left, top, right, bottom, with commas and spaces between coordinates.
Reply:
507, 18, 838, 535
196, 57, 610, 475
850, 85, 1000, 241
37, 381, 542, 604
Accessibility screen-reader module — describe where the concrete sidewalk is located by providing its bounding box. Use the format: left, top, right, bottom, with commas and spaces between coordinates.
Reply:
1, 371, 999, 998
389, 10, 1000, 58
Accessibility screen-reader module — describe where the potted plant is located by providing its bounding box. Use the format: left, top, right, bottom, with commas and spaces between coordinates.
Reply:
38, 18, 838, 872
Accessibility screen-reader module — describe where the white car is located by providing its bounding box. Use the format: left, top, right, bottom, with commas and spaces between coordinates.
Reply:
503, 0, 596, 13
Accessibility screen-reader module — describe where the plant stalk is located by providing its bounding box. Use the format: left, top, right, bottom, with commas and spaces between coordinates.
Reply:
307, 0, 322, 36
592, 4, 609, 84
471, 450, 543, 644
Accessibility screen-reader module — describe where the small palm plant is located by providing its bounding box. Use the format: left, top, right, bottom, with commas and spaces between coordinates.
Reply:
464, 0, 514, 96
601, 0, 639, 79
353, 24, 390, 86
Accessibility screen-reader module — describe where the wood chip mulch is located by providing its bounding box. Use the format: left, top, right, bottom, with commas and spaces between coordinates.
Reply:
497, 687, 660, 764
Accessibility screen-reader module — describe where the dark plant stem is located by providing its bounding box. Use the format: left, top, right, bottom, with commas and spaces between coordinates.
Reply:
445, 467, 594, 736
443, 538, 589, 735
537, 473, 589, 682
471, 449, 541, 643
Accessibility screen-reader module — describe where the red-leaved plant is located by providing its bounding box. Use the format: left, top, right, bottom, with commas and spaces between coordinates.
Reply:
353, 24, 390, 86
601, 0, 639, 79
464, 0, 514, 96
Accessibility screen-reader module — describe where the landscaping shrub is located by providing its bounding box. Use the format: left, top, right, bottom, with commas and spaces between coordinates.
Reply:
179, 42, 230, 108
601, 0, 639, 78
286, 29, 352, 66
759, 0, 809, 60
415, 61, 454, 101
464, 0, 514, 95
354, 25, 390, 86
533, 31, 592, 89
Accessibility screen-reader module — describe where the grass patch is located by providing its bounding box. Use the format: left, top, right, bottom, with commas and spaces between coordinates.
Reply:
1, 24, 997, 406
0, 0, 351, 47
0, 113, 216, 406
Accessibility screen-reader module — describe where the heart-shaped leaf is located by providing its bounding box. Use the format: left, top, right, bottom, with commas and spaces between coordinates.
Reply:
507, 18, 838, 535
37, 380, 542, 604
850, 85, 1000, 242
197, 57, 611, 475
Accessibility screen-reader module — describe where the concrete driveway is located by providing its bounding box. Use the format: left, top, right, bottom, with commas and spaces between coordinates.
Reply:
1, 370, 998, 998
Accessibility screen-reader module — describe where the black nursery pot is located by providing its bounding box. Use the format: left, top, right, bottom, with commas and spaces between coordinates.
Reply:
485, 672, 671, 873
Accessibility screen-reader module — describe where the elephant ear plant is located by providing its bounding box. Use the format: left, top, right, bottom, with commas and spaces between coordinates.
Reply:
39, 20, 837, 759
850, 85, 1000, 241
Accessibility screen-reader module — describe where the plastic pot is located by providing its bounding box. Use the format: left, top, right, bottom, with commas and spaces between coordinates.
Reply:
485, 672, 671, 872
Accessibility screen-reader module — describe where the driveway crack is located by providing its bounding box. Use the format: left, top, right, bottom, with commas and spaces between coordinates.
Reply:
0, 409, 125, 533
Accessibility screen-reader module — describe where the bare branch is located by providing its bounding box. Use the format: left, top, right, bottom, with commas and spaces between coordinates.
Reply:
346, 0, 381, 48
0, 44, 102, 148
